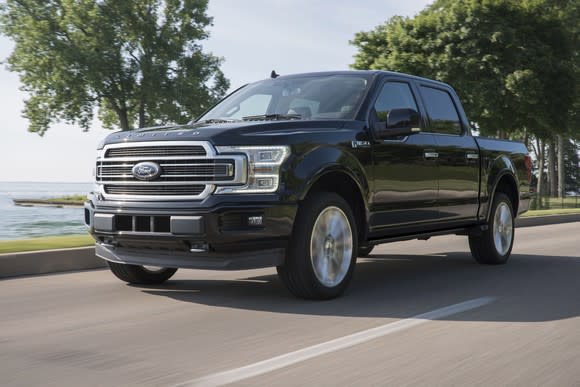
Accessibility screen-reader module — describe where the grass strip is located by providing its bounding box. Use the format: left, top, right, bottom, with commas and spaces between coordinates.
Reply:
0, 234, 94, 254
521, 208, 580, 217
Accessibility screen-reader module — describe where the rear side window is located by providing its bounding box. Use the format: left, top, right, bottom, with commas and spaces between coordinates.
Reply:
420, 86, 462, 135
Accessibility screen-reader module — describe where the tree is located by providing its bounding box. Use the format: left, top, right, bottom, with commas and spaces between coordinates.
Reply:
550, 0, 580, 197
0, 0, 229, 134
351, 0, 575, 139
351, 0, 578, 205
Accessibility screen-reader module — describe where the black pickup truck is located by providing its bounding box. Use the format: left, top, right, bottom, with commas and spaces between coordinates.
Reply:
86, 70, 531, 299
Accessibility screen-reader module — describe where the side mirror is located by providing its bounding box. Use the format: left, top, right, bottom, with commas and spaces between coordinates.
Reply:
373, 108, 421, 139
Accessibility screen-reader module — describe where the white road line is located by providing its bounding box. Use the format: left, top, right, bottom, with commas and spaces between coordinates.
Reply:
178, 296, 495, 387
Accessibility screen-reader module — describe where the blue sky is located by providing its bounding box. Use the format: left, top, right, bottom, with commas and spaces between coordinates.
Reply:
0, 0, 431, 182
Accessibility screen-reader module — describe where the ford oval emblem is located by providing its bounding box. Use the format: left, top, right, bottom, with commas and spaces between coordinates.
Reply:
132, 161, 162, 181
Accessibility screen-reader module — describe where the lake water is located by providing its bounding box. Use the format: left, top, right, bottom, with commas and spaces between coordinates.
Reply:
0, 182, 92, 240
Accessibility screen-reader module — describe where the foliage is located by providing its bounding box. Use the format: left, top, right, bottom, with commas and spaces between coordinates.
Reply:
563, 139, 580, 190
0, 0, 229, 133
351, 0, 577, 139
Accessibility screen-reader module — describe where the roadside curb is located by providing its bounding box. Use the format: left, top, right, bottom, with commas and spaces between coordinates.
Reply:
0, 246, 105, 279
0, 213, 578, 279
516, 213, 580, 228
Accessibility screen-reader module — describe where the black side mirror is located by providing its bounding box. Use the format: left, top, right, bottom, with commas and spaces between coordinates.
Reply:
373, 108, 421, 139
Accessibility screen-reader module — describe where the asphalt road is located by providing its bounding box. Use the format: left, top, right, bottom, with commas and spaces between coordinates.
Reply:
1, 222, 580, 387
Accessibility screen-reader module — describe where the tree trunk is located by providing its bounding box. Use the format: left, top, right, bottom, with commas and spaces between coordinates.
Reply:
557, 135, 565, 198
536, 139, 545, 209
118, 109, 130, 131
547, 141, 557, 197
139, 102, 146, 128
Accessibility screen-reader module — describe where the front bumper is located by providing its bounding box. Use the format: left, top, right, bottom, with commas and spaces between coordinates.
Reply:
95, 243, 285, 270
85, 199, 297, 270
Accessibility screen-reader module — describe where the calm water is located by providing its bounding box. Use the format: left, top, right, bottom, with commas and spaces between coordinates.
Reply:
0, 182, 92, 240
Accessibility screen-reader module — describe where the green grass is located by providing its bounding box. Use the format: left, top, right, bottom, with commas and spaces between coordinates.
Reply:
0, 234, 94, 254
530, 196, 580, 210
43, 195, 86, 204
521, 208, 580, 217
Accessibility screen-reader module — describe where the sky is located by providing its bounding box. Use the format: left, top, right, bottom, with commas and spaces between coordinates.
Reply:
0, 0, 431, 183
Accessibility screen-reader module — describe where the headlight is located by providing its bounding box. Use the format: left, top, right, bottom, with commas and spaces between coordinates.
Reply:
96, 138, 106, 150
214, 145, 290, 194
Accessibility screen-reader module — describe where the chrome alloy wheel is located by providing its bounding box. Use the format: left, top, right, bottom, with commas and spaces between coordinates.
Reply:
493, 202, 513, 256
310, 206, 353, 287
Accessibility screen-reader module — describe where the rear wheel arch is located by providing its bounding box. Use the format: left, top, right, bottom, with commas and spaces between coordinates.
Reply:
488, 172, 519, 220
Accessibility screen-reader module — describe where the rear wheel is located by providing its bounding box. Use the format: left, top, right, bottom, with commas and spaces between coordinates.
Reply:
277, 192, 358, 299
469, 192, 514, 265
107, 261, 177, 284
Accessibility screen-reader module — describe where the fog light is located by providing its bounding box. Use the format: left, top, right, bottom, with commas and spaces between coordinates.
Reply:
256, 178, 275, 189
248, 216, 263, 226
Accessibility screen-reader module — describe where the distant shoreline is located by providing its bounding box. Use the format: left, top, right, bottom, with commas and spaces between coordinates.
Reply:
12, 195, 85, 208
1, 181, 92, 184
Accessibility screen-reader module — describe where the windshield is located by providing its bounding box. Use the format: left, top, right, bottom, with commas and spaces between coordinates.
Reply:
197, 74, 371, 122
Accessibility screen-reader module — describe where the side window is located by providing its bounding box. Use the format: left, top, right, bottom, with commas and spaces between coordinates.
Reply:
420, 86, 462, 135
374, 82, 418, 122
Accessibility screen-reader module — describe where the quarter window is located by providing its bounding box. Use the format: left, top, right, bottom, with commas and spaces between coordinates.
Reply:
420, 86, 462, 135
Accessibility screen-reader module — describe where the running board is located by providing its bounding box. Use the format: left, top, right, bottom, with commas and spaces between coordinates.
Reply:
368, 227, 477, 246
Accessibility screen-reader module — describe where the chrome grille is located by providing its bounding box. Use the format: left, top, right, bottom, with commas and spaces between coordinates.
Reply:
97, 160, 234, 182
104, 184, 205, 196
106, 145, 206, 158
96, 141, 246, 200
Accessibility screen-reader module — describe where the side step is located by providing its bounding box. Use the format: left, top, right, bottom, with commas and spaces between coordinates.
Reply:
367, 226, 485, 246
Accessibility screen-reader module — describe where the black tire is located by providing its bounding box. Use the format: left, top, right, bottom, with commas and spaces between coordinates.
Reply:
277, 192, 358, 300
107, 261, 177, 284
468, 192, 514, 265
358, 245, 375, 257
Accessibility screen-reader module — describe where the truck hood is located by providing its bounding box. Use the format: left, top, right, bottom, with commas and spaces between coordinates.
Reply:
100, 120, 353, 148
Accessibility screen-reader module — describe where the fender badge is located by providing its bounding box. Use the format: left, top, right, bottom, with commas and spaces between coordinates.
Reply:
351, 140, 370, 148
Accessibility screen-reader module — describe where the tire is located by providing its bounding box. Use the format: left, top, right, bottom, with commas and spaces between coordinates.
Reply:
358, 245, 375, 257
277, 192, 358, 300
107, 261, 177, 284
468, 192, 514, 265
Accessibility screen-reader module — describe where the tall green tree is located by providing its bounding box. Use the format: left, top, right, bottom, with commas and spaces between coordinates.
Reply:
351, 0, 578, 206
351, 0, 576, 140
0, 0, 229, 134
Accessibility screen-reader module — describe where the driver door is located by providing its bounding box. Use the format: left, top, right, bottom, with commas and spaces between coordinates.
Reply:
369, 80, 439, 234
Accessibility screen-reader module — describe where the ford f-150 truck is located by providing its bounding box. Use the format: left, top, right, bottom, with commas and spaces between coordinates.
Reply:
86, 70, 532, 299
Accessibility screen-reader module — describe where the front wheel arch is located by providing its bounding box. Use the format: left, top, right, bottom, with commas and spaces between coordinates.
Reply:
301, 169, 368, 247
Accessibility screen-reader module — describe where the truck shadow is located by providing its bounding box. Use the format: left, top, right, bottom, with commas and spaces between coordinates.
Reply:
140, 252, 580, 322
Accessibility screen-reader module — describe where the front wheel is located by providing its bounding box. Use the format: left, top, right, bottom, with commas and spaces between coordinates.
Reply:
468, 192, 514, 265
107, 261, 177, 284
277, 192, 358, 300
358, 245, 375, 257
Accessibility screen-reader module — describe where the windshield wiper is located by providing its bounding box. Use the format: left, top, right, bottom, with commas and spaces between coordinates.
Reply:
242, 114, 302, 121
196, 118, 241, 124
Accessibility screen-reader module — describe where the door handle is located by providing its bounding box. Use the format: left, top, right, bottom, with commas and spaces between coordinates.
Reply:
424, 151, 439, 159
466, 153, 479, 160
